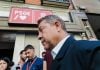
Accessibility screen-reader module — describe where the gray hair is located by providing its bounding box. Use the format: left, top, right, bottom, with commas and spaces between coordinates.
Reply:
38, 15, 67, 31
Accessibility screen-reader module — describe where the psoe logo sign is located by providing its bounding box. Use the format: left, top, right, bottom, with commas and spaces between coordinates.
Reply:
9, 7, 53, 25
9, 7, 33, 24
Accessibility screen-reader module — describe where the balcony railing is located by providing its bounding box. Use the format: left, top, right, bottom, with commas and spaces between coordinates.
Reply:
41, 0, 70, 8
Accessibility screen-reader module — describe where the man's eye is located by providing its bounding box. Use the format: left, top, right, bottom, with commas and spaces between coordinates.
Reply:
39, 29, 42, 32
27, 52, 30, 54
39, 26, 46, 32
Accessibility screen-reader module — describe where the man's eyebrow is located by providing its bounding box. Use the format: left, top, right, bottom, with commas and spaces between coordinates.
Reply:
39, 26, 44, 28
39, 26, 46, 30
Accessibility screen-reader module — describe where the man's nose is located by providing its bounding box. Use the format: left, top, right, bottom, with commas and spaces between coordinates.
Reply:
26, 54, 29, 57
38, 33, 42, 40
26, 55, 29, 58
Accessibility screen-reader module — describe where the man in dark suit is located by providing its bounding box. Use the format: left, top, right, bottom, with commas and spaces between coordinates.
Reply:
37, 15, 100, 70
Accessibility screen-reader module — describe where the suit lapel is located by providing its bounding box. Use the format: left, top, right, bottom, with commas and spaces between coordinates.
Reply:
51, 36, 76, 70
55, 36, 76, 60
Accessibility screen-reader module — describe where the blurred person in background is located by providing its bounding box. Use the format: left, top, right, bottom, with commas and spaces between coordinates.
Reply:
22, 44, 43, 70
11, 50, 27, 70
0, 57, 13, 70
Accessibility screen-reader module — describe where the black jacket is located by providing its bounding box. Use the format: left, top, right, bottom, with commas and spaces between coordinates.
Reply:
51, 36, 100, 70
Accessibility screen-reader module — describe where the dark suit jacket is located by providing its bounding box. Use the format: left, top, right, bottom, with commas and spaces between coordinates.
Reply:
51, 36, 100, 70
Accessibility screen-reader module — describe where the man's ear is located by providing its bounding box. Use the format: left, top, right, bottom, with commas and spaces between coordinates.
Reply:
54, 21, 61, 31
54, 21, 61, 27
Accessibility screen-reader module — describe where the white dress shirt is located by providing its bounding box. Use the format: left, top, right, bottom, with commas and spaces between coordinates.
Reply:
51, 35, 70, 59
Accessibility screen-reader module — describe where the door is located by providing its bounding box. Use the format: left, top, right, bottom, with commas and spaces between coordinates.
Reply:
0, 31, 16, 60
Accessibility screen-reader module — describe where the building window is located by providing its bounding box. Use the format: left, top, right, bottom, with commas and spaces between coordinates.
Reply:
41, 0, 70, 8
1, 0, 25, 3
48, 0, 69, 3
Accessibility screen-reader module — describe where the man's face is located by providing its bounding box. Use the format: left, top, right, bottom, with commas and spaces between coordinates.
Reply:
25, 49, 35, 59
20, 51, 27, 61
38, 20, 59, 50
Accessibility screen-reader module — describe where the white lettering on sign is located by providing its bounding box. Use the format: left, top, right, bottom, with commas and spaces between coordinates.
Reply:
39, 13, 46, 19
14, 10, 30, 20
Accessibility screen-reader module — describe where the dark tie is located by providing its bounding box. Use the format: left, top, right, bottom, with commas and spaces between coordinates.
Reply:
42, 50, 53, 70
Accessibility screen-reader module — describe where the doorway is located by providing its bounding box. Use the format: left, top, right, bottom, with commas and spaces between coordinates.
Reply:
0, 31, 16, 60
86, 14, 100, 39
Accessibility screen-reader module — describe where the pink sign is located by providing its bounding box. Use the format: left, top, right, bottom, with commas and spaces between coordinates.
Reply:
32, 9, 53, 24
9, 7, 53, 25
9, 7, 33, 24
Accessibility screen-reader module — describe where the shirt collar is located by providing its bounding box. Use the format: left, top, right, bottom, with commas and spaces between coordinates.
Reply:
51, 35, 70, 59
28, 56, 37, 62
